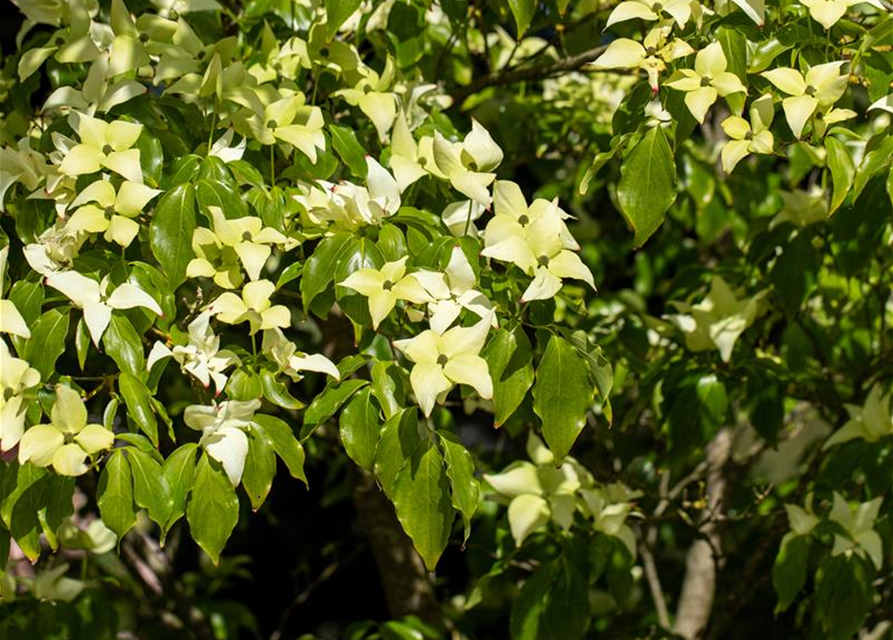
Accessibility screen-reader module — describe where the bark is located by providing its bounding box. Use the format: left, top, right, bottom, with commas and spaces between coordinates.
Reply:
351, 468, 443, 627
674, 428, 732, 640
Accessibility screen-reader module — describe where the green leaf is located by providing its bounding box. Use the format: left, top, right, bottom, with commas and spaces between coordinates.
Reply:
302, 378, 368, 435
196, 178, 249, 219
814, 555, 872, 640
119, 372, 158, 446
617, 125, 676, 247
187, 454, 239, 564
510, 560, 553, 640
371, 360, 405, 420
8, 279, 43, 353
149, 183, 197, 288
329, 124, 367, 177
483, 326, 534, 427
22, 308, 70, 380
6, 465, 48, 562
253, 414, 307, 484
162, 443, 198, 535
104, 315, 146, 378
374, 408, 422, 498
97, 450, 137, 540
40, 475, 75, 551
339, 387, 382, 472
260, 369, 304, 410
75, 317, 90, 370
392, 441, 453, 571
717, 27, 747, 114
507, 0, 535, 38
127, 447, 173, 528
826, 136, 855, 215
438, 430, 479, 543
243, 425, 277, 511
532, 335, 593, 461
325, 0, 362, 39
773, 534, 809, 612
301, 233, 354, 315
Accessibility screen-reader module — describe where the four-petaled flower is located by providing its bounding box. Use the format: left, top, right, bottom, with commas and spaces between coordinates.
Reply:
147, 311, 240, 395
58, 114, 144, 183
184, 399, 261, 486
592, 24, 694, 93
824, 384, 893, 449
46, 271, 163, 346
19, 385, 115, 477
333, 59, 398, 142
393, 314, 494, 417
430, 121, 504, 207
262, 328, 341, 382
66, 179, 161, 247
0, 339, 40, 451
340, 257, 433, 329
606, 0, 697, 29
720, 93, 775, 173
800, 0, 884, 30
414, 246, 495, 333
209, 279, 290, 335
245, 93, 326, 163
761, 61, 848, 138
665, 42, 747, 124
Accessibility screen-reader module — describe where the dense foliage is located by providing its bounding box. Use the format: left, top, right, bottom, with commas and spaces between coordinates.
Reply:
0, 0, 891, 638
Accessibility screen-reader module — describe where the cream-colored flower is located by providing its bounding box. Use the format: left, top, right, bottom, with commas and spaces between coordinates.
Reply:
65, 179, 161, 247
800, 0, 884, 30
592, 25, 694, 92
606, 0, 698, 29
824, 384, 893, 449
413, 246, 495, 333
665, 42, 747, 124
0, 246, 31, 338
46, 271, 163, 346
720, 94, 775, 173
340, 257, 433, 329
58, 114, 144, 183
430, 121, 504, 207
147, 311, 239, 395
184, 399, 260, 486
19, 385, 115, 477
262, 328, 341, 382
334, 59, 398, 142
761, 61, 848, 138
0, 339, 41, 451
393, 314, 494, 417
209, 280, 290, 335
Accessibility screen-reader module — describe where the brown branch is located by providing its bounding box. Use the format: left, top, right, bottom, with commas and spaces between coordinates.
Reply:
450, 45, 608, 106
674, 428, 732, 640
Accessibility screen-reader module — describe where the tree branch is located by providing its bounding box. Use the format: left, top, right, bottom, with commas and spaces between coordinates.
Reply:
450, 45, 608, 106
674, 428, 732, 640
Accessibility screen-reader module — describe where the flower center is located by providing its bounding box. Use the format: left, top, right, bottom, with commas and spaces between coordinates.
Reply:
815, 111, 824, 121
700, 76, 712, 87
382, 280, 394, 291
418, 156, 427, 166
139, 32, 150, 43
55, 37, 65, 46
197, 50, 206, 60
652, 2, 662, 11
168, 10, 179, 20
537, 255, 550, 267
266, 119, 278, 129
518, 214, 529, 226
104, 205, 115, 219
63, 432, 76, 444
646, 46, 656, 56
436, 354, 448, 366
744, 130, 753, 140
467, 161, 478, 171
363, 85, 372, 94
320, 47, 329, 58
102, 144, 113, 155
805, 85, 816, 96
241, 231, 252, 241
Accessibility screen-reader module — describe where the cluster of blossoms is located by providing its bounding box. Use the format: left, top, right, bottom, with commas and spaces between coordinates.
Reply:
0, 0, 596, 487
590, 0, 890, 173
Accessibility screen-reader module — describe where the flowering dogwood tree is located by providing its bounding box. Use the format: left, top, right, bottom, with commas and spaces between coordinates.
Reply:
0, 0, 891, 638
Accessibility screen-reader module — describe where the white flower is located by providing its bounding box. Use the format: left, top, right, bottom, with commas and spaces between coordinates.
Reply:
261, 328, 340, 382
46, 271, 163, 346
413, 246, 495, 333
0, 339, 41, 451
184, 399, 261, 486
147, 311, 240, 395
0, 246, 30, 338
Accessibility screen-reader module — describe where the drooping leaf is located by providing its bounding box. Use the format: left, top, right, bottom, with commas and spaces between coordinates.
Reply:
97, 450, 137, 540
438, 430, 479, 543
339, 387, 382, 472
532, 335, 593, 461
162, 443, 198, 535
507, 0, 535, 38
391, 441, 453, 571
187, 454, 239, 564
325, 0, 362, 39
127, 447, 173, 528
149, 183, 197, 288
483, 326, 534, 427
104, 315, 146, 378
773, 534, 809, 612
22, 308, 70, 381
242, 425, 277, 511
617, 126, 676, 247
826, 136, 855, 215
374, 408, 423, 498
119, 372, 158, 446
253, 414, 307, 484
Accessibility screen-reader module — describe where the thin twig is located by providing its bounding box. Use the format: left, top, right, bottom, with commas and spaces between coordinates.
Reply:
450, 44, 608, 106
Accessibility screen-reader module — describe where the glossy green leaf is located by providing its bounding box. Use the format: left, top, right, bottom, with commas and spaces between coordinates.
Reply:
507, 0, 535, 37
149, 183, 197, 288
617, 126, 676, 247
483, 326, 534, 427
339, 387, 382, 472
97, 450, 137, 540
187, 454, 239, 564
302, 378, 368, 435
253, 414, 307, 484
162, 443, 198, 535
773, 534, 809, 612
104, 315, 146, 378
532, 335, 593, 461
826, 136, 855, 215
301, 233, 354, 314
243, 425, 277, 510
374, 408, 422, 498
119, 372, 158, 446
438, 430, 479, 543
127, 447, 173, 527
22, 307, 70, 381
392, 441, 453, 571
325, 0, 362, 39
329, 124, 367, 177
